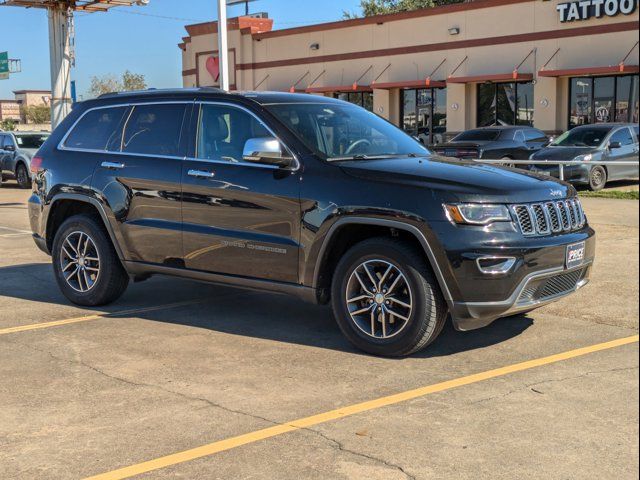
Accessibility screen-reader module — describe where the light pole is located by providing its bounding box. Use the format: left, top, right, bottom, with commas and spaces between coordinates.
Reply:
217, 0, 230, 91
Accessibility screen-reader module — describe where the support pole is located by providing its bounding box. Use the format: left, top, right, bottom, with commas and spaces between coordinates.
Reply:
217, 0, 230, 91
48, 5, 73, 129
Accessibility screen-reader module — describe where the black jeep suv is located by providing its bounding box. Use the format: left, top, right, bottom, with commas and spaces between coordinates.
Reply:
28, 89, 595, 357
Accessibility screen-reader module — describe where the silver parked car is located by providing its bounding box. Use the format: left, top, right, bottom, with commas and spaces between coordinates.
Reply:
528, 123, 639, 191
0, 131, 50, 188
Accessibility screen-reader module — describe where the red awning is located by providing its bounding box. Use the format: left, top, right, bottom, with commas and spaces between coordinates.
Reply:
305, 84, 372, 94
372, 79, 446, 89
538, 64, 639, 77
447, 72, 533, 83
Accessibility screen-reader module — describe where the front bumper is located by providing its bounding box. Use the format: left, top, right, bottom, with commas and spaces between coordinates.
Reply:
428, 220, 596, 331
451, 262, 592, 331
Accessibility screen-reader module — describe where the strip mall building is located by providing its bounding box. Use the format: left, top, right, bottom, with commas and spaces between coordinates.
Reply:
180, 0, 639, 142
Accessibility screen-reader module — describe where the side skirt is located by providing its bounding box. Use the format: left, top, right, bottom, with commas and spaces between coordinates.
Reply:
123, 261, 319, 304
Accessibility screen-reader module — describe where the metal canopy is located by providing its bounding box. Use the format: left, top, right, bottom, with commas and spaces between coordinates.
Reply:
0, 0, 138, 12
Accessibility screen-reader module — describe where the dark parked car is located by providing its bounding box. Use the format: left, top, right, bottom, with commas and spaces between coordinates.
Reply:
431, 126, 549, 160
28, 89, 595, 357
0, 131, 50, 188
528, 123, 639, 191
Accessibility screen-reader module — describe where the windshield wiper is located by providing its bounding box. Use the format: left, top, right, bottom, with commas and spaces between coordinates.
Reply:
328, 153, 422, 162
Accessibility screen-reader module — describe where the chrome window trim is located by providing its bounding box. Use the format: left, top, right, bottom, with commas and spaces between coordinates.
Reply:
57, 101, 193, 158
193, 101, 301, 172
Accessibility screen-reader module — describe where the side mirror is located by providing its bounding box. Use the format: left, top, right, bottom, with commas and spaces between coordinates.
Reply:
243, 137, 295, 168
3, 144, 16, 152
608, 141, 622, 150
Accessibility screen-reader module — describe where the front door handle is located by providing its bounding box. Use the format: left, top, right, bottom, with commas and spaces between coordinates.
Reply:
101, 161, 125, 170
188, 169, 215, 178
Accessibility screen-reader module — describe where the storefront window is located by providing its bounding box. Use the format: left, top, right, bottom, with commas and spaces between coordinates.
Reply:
335, 92, 374, 111
616, 76, 640, 123
569, 75, 639, 128
477, 82, 533, 127
401, 88, 447, 144
594, 77, 615, 123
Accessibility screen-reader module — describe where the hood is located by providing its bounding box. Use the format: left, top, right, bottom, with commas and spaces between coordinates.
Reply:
530, 146, 599, 160
338, 156, 575, 204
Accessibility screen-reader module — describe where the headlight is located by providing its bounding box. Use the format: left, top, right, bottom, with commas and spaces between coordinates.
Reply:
444, 203, 512, 225
576, 153, 593, 162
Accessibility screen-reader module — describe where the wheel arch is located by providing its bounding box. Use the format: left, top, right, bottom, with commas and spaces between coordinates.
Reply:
311, 217, 453, 307
46, 194, 125, 261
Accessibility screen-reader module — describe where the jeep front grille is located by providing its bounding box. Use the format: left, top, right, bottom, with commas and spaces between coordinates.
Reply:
512, 198, 586, 236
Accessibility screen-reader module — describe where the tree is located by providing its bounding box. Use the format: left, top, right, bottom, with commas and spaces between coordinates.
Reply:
23, 105, 52, 124
344, 0, 463, 18
88, 70, 147, 98
0, 118, 17, 131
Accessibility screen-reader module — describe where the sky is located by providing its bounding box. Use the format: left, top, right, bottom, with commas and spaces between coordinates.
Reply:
0, 0, 362, 99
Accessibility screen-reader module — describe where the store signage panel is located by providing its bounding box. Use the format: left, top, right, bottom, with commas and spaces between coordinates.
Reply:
556, 0, 638, 22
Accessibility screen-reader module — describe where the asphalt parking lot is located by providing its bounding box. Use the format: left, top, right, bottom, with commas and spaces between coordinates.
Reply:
0, 183, 638, 480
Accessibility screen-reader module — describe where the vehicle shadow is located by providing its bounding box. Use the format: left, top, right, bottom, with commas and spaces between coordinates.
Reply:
0, 263, 533, 358
575, 179, 639, 191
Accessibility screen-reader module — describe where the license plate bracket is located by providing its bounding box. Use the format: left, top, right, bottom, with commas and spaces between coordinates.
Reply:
566, 241, 586, 269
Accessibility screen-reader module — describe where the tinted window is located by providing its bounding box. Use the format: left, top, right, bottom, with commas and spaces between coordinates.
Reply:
453, 129, 501, 141
609, 127, 635, 147
0, 135, 7, 148
524, 129, 548, 142
15, 134, 49, 149
197, 104, 271, 163
64, 106, 128, 151
122, 104, 187, 157
552, 126, 612, 147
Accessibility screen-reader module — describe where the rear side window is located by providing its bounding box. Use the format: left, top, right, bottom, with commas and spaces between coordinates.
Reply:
122, 103, 187, 157
64, 106, 128, 151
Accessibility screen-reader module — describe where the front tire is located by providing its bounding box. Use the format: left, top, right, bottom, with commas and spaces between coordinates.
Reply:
331, 238, 447, 357
52, 214, 129, 306
588, 165, 607, 191
16, 163, 30, 189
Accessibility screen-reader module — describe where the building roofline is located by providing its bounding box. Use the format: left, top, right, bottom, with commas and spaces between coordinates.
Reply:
251, 0, 533, 40
12, 90, 52, 94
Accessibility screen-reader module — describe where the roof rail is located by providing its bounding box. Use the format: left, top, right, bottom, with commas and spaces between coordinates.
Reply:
97, 87, 225, 99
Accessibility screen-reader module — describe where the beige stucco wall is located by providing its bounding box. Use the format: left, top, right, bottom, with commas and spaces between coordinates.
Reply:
182, 0, 639, 133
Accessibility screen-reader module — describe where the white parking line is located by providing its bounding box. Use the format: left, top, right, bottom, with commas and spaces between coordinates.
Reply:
0, 226, 32, 238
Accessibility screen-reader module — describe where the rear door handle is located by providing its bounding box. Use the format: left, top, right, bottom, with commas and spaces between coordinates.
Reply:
188, 169, 215, 178
101, 161, 125, 170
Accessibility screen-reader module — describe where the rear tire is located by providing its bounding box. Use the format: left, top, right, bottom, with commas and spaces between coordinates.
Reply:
331, 237, 447, 357
16, 163, 30, 189
588, 165, 607, 191
52, 214, 129, 306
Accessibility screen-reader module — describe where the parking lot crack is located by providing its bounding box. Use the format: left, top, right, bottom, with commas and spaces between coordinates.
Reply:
302, 427, 416, 480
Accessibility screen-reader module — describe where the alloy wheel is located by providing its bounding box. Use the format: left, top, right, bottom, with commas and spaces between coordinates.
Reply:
345, 259, 413, 339
60, 231, 101, 293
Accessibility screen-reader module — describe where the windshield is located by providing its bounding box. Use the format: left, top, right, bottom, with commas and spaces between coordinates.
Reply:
552, 127, 611, 147
265, 103, 429, 160
15, 134, 49, 149
453, 129, 501, 141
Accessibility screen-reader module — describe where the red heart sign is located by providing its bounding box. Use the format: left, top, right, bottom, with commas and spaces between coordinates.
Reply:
206, 56, 220, 83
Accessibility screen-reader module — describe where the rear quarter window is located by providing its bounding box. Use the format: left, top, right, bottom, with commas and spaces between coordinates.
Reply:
63, 106, 129, 151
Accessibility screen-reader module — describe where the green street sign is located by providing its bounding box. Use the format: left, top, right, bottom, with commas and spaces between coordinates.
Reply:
0, 52, 9, 80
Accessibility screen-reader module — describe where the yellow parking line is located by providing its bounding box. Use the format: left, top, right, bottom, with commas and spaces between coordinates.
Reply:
85, 334, 639, 480
0, 300, 205, 336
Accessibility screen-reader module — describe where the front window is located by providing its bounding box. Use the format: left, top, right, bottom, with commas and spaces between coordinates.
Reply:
453, 129, 501, 141
569, 75, 639, 127
267, 102, 429, 160
551, 126, 612, 147
15, 134, 49, 149
477, 82, 534, 127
